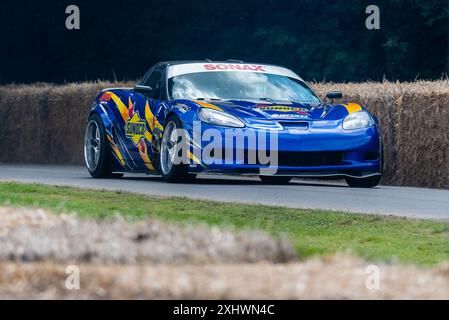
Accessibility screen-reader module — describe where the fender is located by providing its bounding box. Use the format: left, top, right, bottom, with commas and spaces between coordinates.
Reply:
89, 102, 128, 171
167, 100, 202, 131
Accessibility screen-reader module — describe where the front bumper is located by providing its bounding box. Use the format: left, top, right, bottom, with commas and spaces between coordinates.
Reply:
185, 122, 382, 177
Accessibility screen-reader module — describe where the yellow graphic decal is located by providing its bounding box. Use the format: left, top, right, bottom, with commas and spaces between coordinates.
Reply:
144, 130, 153, 142
187, 150, 205, 167
145, 101, 164, 134
137, 140, 155, 171
106, 135, 126, 167
344, 103, 362, 114
107, 92, 129, 122
194, 100, 223, 111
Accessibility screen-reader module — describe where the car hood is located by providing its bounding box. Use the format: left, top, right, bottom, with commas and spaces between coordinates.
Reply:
187, 99, 356, 122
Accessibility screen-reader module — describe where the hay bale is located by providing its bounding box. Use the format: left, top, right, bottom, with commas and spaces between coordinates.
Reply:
315, 81, 449, 188
1, 80, 449, 188
0, 82, 130, 165
2, 256, 449, 299
0, 207, 296, 264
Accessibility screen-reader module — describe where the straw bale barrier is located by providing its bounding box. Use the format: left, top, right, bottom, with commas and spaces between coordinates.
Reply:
1, 81, 448, 188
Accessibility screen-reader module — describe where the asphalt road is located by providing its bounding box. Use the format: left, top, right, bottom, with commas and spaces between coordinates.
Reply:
0, 164, 448, 220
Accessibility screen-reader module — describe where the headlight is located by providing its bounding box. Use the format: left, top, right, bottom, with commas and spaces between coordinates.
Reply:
198, 108, 245, 128
342, 111, 374, 130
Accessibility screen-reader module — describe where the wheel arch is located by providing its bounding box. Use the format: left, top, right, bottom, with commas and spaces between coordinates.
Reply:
164, 110, 182, 124
89, 104, 116, 137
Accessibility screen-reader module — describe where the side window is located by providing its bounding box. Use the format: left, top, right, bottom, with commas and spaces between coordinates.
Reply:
139, 69, 153, 85
143, 71, 162, 99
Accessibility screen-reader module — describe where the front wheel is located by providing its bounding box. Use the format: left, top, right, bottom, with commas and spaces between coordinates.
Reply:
259, 176, 292, 184
345, 175, 381, 188
159, 116, 196, 183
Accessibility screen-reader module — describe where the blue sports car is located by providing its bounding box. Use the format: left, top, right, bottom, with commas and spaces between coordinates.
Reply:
84, 60, 382, 187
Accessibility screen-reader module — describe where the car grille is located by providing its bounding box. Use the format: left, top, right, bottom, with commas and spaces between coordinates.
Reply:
210, 149, 345, 167
238, 151, 344, 167
276, 151, 344, 167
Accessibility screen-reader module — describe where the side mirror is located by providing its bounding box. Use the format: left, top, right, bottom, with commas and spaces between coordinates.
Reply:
326, 91, 343, 100
134, 84, 153, 95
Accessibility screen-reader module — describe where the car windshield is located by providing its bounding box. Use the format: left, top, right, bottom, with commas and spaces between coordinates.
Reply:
168, 71, 321, 104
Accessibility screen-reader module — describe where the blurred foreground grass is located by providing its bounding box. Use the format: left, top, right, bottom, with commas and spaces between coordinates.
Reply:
1, 182, 448, 266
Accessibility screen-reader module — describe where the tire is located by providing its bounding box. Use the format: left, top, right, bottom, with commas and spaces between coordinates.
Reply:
259, 176, 292, 184
84, 113, 114, 178
159, 115, 196, 183
345, 175, 381, 188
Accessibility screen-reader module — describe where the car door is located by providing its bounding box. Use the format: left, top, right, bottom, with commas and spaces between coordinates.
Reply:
129, 68, 166, 172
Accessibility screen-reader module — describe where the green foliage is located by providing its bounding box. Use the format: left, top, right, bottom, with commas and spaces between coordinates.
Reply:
0, 0, 447, 83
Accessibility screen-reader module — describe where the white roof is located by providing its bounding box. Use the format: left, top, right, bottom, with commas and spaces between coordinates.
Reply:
167, 62, 302, 80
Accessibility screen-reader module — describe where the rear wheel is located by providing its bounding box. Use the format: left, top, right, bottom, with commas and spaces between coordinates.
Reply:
345, 175, 381, 188
160, 115, 196, 183
84, 113, 114, 178
259, 176, 292, 184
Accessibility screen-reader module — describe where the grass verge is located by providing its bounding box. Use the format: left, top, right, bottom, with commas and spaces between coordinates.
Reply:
1, 182, 448, 265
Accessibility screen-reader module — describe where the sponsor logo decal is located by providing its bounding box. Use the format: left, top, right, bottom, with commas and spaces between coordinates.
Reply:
175, 103, 191, 113
167, 63, 301, 80
204, 64, 266, 72
269, 114, 305, 119
255, 105, 311, 118
125, 112, 146, 146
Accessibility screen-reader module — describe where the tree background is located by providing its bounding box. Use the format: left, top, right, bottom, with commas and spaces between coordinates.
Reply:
0, 0, 447, 84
